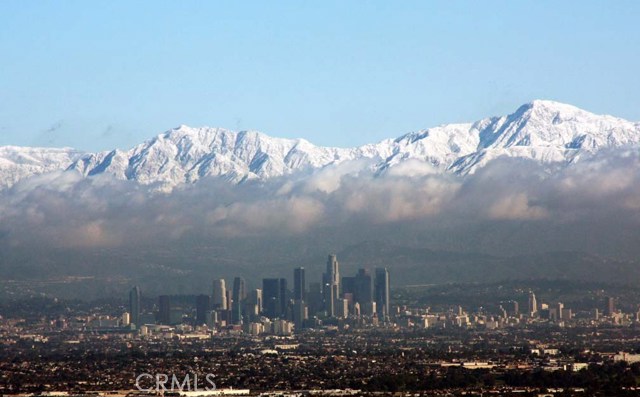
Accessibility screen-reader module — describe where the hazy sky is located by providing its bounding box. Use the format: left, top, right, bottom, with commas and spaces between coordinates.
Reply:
1, 1, 639, 151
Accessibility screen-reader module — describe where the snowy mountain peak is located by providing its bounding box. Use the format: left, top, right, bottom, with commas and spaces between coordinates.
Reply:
449, 100, 640, 174
1, 100, 639, 189
522, 99, 583, 112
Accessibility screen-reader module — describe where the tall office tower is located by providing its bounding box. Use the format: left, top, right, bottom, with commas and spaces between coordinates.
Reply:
263, 278, 282, 319
158, 295, 171, 325
323, 280, 335, 317
323, 254, 340, 317
606, 296, 616, 316
374, 267, 390, 320
528, 291, 537, 317
355, 268, 374, 314
293, 267, 306, 301
247, 288, 263, 317
129, 286, 141, 327
195, 294, 210, 326
556, 302, 564, 320
336, 298, 349, 318
226, 289, 233, 315
212, 279, 227, 310
510, 300, 519, 316
279, 278, 288, 317
292, 299, 307, 330
232, 277, 247, 324
307, 282, 324, 317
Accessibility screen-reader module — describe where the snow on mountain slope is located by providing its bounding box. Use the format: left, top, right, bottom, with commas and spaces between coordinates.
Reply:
0, 147, 84, 189
1, 100, 640, 189
69, 127, 389, 187
380, 122, 480, 171
448, 100, 640, 174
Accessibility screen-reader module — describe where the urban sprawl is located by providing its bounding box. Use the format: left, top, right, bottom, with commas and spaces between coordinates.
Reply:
3, 256, 640, 396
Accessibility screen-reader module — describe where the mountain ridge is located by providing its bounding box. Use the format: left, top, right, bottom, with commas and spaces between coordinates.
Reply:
1, 100, 639, 189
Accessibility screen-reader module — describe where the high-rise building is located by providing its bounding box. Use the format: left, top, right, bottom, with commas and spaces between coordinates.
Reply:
247, 288, 262, 318
212, 279, 227, 310
233, 277, 247, 301
374, 267, 390, 319
510, 300, 519, 316
336, 298, 349, 318
528, 291, 537, 317
307, 282, 324, 317
292, 299, 307, 330
129, 286, 141, 327
263, 278, 283, 319
232, 277, 247, 324
225, 289, 233, 315
279, 278, 288, 317
556, 302, 564, 320
158, 295, 171, 325
293, 267, 306, 301
354, 268, 373, 314
606, 296, 616, 316
195, 294, 210, 326
323, 254, 340, 317
354, 268, 373, 301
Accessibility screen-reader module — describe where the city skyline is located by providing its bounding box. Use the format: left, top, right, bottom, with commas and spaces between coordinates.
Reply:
5, 265, 640, 395
2, 2, 639, 395
128, 253, 392, 331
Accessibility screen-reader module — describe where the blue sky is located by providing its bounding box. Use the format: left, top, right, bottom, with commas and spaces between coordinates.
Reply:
1, 1, 639, 151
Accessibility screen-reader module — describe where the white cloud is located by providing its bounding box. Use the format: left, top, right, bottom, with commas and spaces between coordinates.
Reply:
2, 148, 640, 254
488, 193, 549, 220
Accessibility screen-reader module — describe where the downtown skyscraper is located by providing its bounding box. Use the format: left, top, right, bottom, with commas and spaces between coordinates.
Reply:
129, 286, 141, 327
323, 254, 340, 317
263, 278, 287, 319
232, 277, 247, 324
195, 294, 210, 326
212, 279, 227, 310
374, 267, 390, 320
528, 291, 537, 317
293, 267, 306, 301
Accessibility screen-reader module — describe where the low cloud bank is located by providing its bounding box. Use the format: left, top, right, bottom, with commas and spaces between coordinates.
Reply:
1, 149, 640, 257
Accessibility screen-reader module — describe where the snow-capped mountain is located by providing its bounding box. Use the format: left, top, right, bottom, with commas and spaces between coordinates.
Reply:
68, 128, 381, 185
447, 100, 640, 174
0, 146, 83, 189
1, 100, 639, 189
